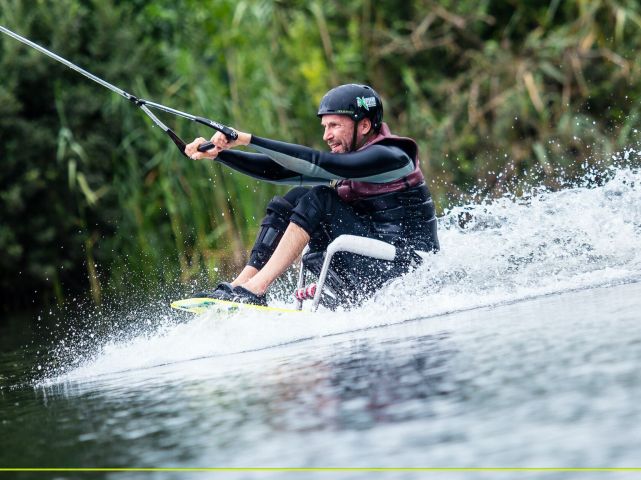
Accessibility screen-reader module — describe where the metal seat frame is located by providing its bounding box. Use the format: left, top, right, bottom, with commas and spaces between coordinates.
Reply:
295, 234, 430, 311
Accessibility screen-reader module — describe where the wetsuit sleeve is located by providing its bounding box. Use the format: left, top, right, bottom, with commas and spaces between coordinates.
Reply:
216, 150, 330, 186
249, 136, 415, 183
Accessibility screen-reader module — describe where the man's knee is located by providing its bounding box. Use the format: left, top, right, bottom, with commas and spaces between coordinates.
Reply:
248, 193, 298, 269
290, 186, 341, 234
308, 185, 338, 202
283, 186, 309, 206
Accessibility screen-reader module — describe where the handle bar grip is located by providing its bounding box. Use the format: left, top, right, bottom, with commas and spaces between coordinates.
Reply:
197, 141, 216, 152
220, 125, 239, 140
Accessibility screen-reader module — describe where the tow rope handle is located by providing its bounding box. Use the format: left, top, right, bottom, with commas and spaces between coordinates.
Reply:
196, 121, 238, 153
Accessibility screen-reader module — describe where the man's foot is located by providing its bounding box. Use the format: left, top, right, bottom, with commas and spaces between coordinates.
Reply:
229, 286, 268, 306
193, 282, 234, 299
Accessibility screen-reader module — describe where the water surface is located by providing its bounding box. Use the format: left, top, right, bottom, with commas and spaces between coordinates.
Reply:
2, 167, 641, 479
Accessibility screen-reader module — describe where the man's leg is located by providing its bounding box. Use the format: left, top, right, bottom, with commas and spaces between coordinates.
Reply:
230, 266, 258, 287
241, 223, 310, 295
230, 185, 396, 305
241, 185, 366, 296
229, 187, 309, 287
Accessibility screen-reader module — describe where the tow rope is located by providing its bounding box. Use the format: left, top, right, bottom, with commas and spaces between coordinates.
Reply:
0, 25, 232, 155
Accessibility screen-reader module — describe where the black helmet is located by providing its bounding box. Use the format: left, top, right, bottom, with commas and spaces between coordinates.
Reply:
317, 84, 383, 132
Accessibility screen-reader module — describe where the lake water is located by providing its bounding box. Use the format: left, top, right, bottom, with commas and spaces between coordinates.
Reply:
1, 167, 641, 479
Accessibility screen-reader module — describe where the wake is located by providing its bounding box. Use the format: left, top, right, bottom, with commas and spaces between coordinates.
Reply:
41, 165, 641, 384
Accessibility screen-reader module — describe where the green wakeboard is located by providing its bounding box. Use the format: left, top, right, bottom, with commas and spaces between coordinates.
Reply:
170, 296, 302, 315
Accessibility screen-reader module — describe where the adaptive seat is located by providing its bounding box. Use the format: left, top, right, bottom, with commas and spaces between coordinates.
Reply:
294, 235, 431, 311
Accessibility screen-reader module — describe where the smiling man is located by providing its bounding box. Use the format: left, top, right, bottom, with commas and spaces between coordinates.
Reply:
185, 84, 439, 307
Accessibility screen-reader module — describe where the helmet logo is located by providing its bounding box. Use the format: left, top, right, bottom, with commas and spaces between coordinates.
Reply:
356, 96, 377, 111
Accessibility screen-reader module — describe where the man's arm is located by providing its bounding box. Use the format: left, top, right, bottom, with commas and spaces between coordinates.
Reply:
249, 136, 414, 183
186, 131, 415, 183
216, 150, 330, 186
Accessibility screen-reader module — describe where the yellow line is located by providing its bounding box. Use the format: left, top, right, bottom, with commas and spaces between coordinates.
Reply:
2, 468, 641, 472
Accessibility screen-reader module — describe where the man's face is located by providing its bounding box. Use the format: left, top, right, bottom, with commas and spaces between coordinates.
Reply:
321, 114, 355, 153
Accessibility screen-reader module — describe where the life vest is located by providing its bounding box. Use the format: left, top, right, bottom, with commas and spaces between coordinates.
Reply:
336, 122, 424, 202
336, 123, 439, 252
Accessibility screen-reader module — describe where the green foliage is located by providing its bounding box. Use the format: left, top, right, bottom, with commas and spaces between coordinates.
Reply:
2, 0, 641, 311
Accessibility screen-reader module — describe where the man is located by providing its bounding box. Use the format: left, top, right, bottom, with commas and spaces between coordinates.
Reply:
185, 84, 439, 307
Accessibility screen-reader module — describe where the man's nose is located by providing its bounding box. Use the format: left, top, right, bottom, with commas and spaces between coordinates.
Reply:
323, 128, 332, 142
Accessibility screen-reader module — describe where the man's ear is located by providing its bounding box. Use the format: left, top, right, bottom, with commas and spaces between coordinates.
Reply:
360, 118, 372, 136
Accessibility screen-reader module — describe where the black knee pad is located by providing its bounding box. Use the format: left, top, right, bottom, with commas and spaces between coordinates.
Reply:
248, 195, 295, 269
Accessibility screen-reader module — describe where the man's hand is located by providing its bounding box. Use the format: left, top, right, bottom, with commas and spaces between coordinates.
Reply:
185, 137, 218, 160
210, 130, 252, 149
185, 130, 251, 160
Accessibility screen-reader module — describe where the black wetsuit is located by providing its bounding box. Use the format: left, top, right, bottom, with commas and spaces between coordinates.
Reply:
217, 128, 439, 306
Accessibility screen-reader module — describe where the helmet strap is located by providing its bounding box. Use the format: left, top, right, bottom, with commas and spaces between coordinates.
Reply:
350, 119, 360, 152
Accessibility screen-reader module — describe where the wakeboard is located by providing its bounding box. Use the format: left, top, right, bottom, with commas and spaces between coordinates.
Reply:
170, 296, 301, 315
